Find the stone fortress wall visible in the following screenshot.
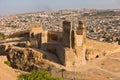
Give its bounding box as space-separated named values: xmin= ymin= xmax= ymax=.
xmin=0 ymin=20 xmax=119 ymax=72
xmin=30 ymin=20 xmax=86 ymax=68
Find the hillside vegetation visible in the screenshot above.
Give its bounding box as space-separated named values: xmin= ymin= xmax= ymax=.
xmin=18 ymin=70 xmax=63 ymax=80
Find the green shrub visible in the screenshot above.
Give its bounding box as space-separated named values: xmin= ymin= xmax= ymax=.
xmin=0 ymin=32 xmax=5 ymax=37
xmin=18 ymin=70 xmax=63 ymax=80
xmin=4 ymin=61 xmax=11 ymax=67
xmin=0 ymin=32 xmax=5 ymax=40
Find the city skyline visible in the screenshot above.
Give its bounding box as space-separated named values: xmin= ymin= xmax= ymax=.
xmin=0 ymin=0 xmax=120 ymax=16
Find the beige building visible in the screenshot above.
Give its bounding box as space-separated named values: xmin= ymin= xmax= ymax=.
xmin=30 ymin=21 xmax=86 ymax=68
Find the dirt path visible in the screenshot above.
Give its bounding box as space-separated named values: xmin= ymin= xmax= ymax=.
xmin=76 ymin=51 xmax=120 ymax=80
xmin=0 ymin=56 xmax=19 ymax=80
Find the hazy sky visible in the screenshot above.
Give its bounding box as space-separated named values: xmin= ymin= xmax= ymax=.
xmin=0 ymin=0 xmax=120 ymax=16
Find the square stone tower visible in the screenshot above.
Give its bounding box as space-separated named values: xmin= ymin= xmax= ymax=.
xmin=30 ymin=23 xmax=43 ymax=49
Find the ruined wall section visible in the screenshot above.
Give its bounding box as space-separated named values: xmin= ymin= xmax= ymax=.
xmin=41 ymin=31 xmax=48 ymax=44
xmin=30 ymin=24 xmax=43 ymax=49
xmin=40 ymin=42 xmax=65 ymax=65
xmin=64 ymin=48 xmax=76 ymax=68
xmin=62 ymin=21 xmax=77 ymax=67
xmin=55 ymin=45 xmax=65 ymax=65
xmin=47 ymin=31 xmax=63 ymax=44
xmin=62 ymin=21 xmax=72 ymax=48
xmin=29 ymin=21 xmax=86 ymax=67
xmin=62 ymin=21 xmax=86 ymax=67
xmin=73 ymin=21 xmax=86 ymax=65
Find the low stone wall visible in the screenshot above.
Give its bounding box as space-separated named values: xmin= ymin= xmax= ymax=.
xmin=49 ymin=67 xmax=106 ymax=80
xmin=85 ymin=49 xmax=106 ymax=60
xmin=6 ymin=47 xmax=44 ymax=71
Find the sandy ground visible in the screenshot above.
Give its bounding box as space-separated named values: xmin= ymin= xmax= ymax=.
xmin=0 ymin=56 xmax=19 ymax=80
xmin=75 ymin=49 xmax=120 ymax=80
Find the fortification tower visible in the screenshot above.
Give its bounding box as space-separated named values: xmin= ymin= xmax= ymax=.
xmin=30 ymin=23 xmax=43 ymax=49
xmin=73 ymin=21 xmax=86 ymax=65
xmin=63 ymin=21 xmax=86 ymax=68
xmin=29 ymin=21 xmax=86 ymax=68
xmin=62 ymin=21 xmax=72 ymax=48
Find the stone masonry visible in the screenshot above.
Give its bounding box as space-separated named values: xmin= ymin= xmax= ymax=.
xmin=30 ymin=21 xmax=86 ymax=68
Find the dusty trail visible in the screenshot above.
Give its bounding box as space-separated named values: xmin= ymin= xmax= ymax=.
xmin=0 ymin=56 xmax=18 ymax=80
